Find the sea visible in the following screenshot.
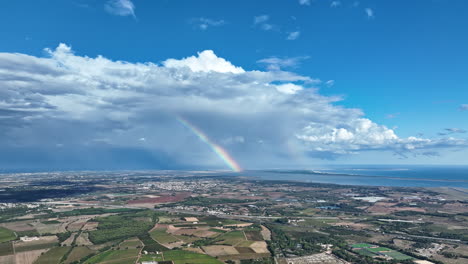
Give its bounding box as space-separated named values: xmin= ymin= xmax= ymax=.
xmin=239 ymin=165 xmax=468 ymax=188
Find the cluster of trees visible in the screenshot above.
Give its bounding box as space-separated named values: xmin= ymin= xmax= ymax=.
xmin=56 ymin=231 xmax=72 ymax=243
xmin=266 ymin=224 xmax=331 ymax=256
xmin=138 ymin=233 xmax=168 ymax=252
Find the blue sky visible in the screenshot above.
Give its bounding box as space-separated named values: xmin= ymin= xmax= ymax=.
xmin=0 ymin=0 xmax=467 ymax=170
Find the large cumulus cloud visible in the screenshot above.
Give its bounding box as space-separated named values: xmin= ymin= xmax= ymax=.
xmin=0 ymin=44 xmax=465 ymax=170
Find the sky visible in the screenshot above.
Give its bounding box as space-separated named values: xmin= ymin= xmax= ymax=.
xmin=0 ymin=0 xmax=467 ymax=171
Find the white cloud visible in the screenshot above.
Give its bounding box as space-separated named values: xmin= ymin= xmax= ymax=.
xmin=331 ymin=1 xmax=341 ymax=7
xmin=105 ymin=0 xmax=136 ymax=18
xmin=299 ymin=0 xmax=311 ymax=6
xmin=163 ymin=50 xmax=244 ymax=74
xmin=276 ymin=83 xmax=303 ymax=94
xmin=253 ymin=15 xmax=275 ymax=31
xmin=0 ymin=44 xmax=465 ymax=168
xmin=257 ymin=56 xmax=309 ymax=71
xmin=365 ymin=8 xmax=374 ymax=18
xmin=192 ymin=17 xmax=225 ymax=30
xmin=325 ymin=80 xmax=335 ymax=87
xmin=460 ymin=104 xmax=468 ymax=111
xmin=287 ymin=31 xmax=301 ymax=40
xmin=254 ymin=15 xmax=269 ymax=24
xmin=386 ymin=113 xmax=400 ymax=119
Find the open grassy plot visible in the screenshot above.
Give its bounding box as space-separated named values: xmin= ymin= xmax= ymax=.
xmin=203 ymin=245 xmax=239 ymax=256
xmin=162 ymin=250 xmax=223 ymax=264
xmin=202 ymin=216 xmax=245 ymax=227
xmin=0 ymin=227 xmax=16 ymax=243
xmin=366 ymin=247 xmax=392 ymax=252
xmin=15 ymin=249 xmax=48 ymax=264
xmin=351 ymin=243 xmax=375 ymax=248
xmin=209 ymin=228 xmax=227 ymax=233
xmin=0 ymin=242 xmax=14 ymax=256
xmin=14 ymin=235 xmax=58 ymax=252
xmin=139 ymin=253 xmax=164 ymax=262
xmin=0 ymin=255 xmax=14 ymax=264
xmin=150 ymin=229 xmax=181 ymax=244
xmin=64 ymin=246 xmax=95 ymax=264
xmin=84 ymin=248 xmax=139 ymax=264
xmin=354 ymin=249 xmax=377 ymax=257
xmin=173 ymin=234 xmax=200 ymax=243
xmin=119 ymin=238 xmax=142 ymax=249
xmin=382 ymin=251 xmax=413 ymax=260
xmin=214 ymin=231 xmax=246 ymax=245
xmin=34 ymin=246 xmax=71 ymax=264
xmin=245 ymin=231 xmax=263 ymax=241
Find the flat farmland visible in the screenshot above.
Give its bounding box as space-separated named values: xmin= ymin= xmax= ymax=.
xmin=245 ymin=231 xmax=263 ymax=241
xmin=0 ymin=254 xmax=15 ymax=264
xmin=75 ymin=232 xmax=93 ymax=246
xmin=0 ymin=227 xmax=16 ymax=243
xmin=150 ymin=228 xmax=181 ymax=244
xmin=128 ymin=192 xmax=191 ymax=205
xmin=119 ymin=238 xmax=142 ymax=249
xmin=214 ymin=231 xmax=246 ymax=245
xmin=14 ymin=249 xmax=47 ymax=264
xmin=202 ymin=245 xmax=239 ymax=256
xmin=14 ymin=235 xmax=58 ymax=253
xmin=64 ymin=246 xmax=95 ymax=264
xmin=84 ymin=248 xmax=139 ymax=264
xmin=0 ymin=221 xmax=35 ymax=232
xmin=34 ymin=247 xmax=71 ymax=264
xmin=162 ymin=250 xmax=222 ymax=264
xmin=0 ymin=242 xmax=14 ymax=256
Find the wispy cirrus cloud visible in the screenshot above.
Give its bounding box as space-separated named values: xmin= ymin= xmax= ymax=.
xmin=257 ymin=56 xmax=309 ymax=71
xmin=386 ymin=113 xmax=400 ymax=119
xmin=298 ymin=0 xmax=311 ymax=6
xmin=325 ymin=80 xmax=335 ymax=87
xmin=365 ymin=8 xmax=374 ymax=18
xmin=460 ymin=104 xmax=468 ymax=111
xmin=253 ymin=15 xmax=276 ymax=31
xmin=331 ymin=1 xmax=341 ymax=7
xmin=287 ymin=31 xmax=301 ymax=40
xmin=105 ymin=0 xmax=136 ymax=18
xmin=191 ymin=17 xmax=225 ymax=30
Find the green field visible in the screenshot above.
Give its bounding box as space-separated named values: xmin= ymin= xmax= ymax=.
xmin=366 ymin=247 xmax=392 ymax=252
xmin=209 ymin=228 xmax=227 ymax=233
xmin=0 ymin=227 xmax=16 ymax=243
xmin=35 ymin=247 xmax=71 ymax=264
xmin=150 ymin=229 xmax=181 ymax=244
xmin=64 ymin=246 xmax=95 ymax=264
xmin=15 ymin=241 xmax=57 ymax=253
xmin=84 ymin=249 xmax=139 ymax=264
xmin=214 ymin=231 xmax=246 ymax=245
xmin=382 ymin=251 xmax=413 ymax=260
xmin=202 ymin=217 xmax=245 ymax=226
xmin=119 ymin=238 xmax=142 ymax=249
xmin=143 ymin=250 xmax=222 ymax=264
xmin=354 ymin=249 xmax=377 ymax=257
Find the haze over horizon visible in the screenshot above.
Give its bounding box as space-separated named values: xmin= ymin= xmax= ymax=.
xmin=1 ymin=0 xmax=468 ymax=171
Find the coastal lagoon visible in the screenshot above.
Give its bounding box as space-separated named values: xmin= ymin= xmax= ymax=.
xmin=239 ymin=166 xmax=468 ymax=188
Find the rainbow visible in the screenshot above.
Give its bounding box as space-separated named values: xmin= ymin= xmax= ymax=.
xmin=176 ymin=116 xmax=243 ymax=172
